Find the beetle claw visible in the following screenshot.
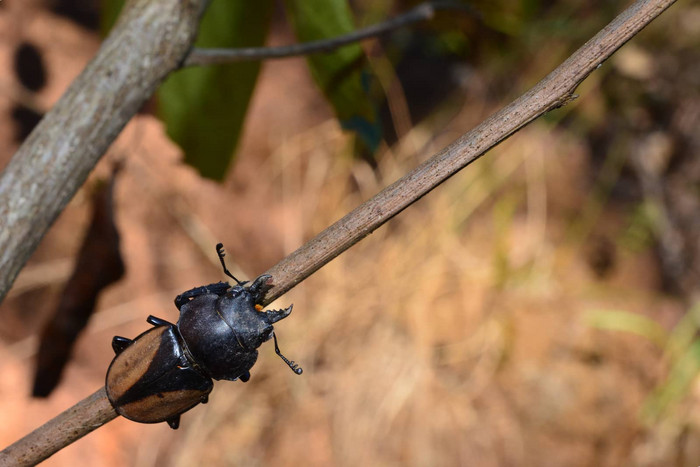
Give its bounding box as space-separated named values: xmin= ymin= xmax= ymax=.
xmin=263 ymin=305 xmax=293 ymax=324
xmin=247 ymin=274 xmax=274 ymax=303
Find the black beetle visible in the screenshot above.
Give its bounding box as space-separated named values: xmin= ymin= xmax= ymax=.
xmin=105 ymin=243 xmax=301 ymax=429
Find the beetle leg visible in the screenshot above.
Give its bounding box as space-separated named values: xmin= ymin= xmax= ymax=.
xmin=215 ymin=243 xmax=244 ymax=285
xmin=146 ymin=315 xmax=172 ymax=327
xmin=166 ymin=416 xmax=180 ymax=430
xmin=239 ymin=371 xmax=251 ymax=383
xmin=201 ymin=394 xmax=209 ymax=404
xmin=174 ymin=281 xmax=231 ymax=310
xmin=273 ymin=333 xmax=303 ymax=375
xmin=111 ymin=336 xmax=133 ymax=355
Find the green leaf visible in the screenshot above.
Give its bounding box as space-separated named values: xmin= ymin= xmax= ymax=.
xmin=99 ymin=0 xmax=125 ymax=37
xmin=158 ymin=1 xmax=273 ymax=180
xmin=643 ymin=340 xmax=700 ymax=421
xmin=584 ymin=309 xmax=668 ymax=348
xmin=284 ymin=0 xmax=380 ymax=152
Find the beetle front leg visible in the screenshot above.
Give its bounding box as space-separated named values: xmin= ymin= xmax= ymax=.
xmin=174 ymin=281 xmax=230 ymax=309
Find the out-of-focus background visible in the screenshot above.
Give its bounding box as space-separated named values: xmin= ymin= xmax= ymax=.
xmin=1 ymin=0 xmax=699 ymax=465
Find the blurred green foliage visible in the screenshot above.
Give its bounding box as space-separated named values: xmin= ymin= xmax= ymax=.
xmin=585 ymin=309 xmax=668 ymax=349
xmin=102 ymin=0 xmax=380 ymax=180
xmin=99 ymin=0 xmax=122 ymax=35
xmin=158 ymin=1 xmax=273 ymax=179
xmin=284 ymin=0 xmax=381 ymax=153
xmin=587 ymin=304 xmax=700 ymax=422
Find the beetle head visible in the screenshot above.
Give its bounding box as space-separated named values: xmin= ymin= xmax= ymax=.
xmin=233 ymin=304 xmax=291 ymax=348
xmin=220 ymin=274 xmax=302 ymax=375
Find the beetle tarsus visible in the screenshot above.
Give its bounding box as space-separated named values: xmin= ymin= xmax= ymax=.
xmin=239 ymin=371 xmax=250 ymax=383
xmin=201 ymin=394 xmax=209 ymax=404
xmin=166 ymin=416 xmax=180 ymax=430
xmin=112 ymin=336 xmax=133 ymax=355
xmin=216 ymin=243 xmax=244 ymax=285
xmin=147 ymin=315 xmax=172 ymax=327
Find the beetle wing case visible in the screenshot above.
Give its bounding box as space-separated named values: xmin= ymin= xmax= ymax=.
xmin=106 ymin=324 xmax=213 ymax=424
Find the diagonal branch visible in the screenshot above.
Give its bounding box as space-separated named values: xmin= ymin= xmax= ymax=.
xmin=0 ymin=0 xmax=678 ymax=465
xmin=0 ymin=388 xmax=116 ymax=467
xmin=184 ymin=2 xmax=476 ymax=66
xmin=259 ymin=0 xmax=678 ymax=305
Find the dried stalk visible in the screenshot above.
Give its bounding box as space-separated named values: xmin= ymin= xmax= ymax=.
xmin=0 ymin=0 xmax=677 ymax=465
xmin=260 ymin=0 xmax=678 ymax=304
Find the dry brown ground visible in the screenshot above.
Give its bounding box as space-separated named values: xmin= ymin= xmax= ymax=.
xmin=1 ymin=2 xmax=699 ymax=466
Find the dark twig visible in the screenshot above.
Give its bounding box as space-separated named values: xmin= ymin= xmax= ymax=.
xmin=0 ymin=0 xmax=677 ymax=464
xmin=183 ymin=2 xmax=475 ymax=67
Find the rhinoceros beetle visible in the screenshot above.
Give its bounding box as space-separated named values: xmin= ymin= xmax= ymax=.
xmin=105 ymin=243 xmax=301 ymax=429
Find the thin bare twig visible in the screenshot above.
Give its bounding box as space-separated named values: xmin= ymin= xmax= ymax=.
xmin=183 ymin=2 xmax=475 ymax=67
xmin=260 ymin=0 xmax=678 ymax=305
xmin=0 ymin=0 xmax=677 ymax=464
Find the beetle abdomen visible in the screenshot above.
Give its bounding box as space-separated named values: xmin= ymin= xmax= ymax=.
xmin=106 ymin=324 xmax=212 ymax=424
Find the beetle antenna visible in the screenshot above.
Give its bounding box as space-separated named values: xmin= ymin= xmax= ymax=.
xmin=216 ymin=243 xmax=243 ymax=285
xmin=273 ymin=333 xmax=303 ymax=375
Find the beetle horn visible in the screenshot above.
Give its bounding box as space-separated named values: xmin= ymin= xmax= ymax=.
xmin=264 ymin=304 xmax=293 ymax=324
xmin=247 ymin=274 xmax=274 ymax=303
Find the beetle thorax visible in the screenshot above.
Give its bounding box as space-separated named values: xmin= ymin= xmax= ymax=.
xmin=177 ymin=292 xmax=260 ymax=382
xmin=217 ymin=293 xmax=274 ymax=350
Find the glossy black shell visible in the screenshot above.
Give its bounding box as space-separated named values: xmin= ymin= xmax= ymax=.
xmin=105 ymin=273 xmax=294 ymax=428
xmin=177 ymin=284 xmax=276 ymax=381
xmin=105 ymin=323 xmax=212 ymax=425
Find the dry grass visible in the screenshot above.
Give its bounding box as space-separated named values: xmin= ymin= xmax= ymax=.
xmin=100 ymin=116 xmax=681 ymax=466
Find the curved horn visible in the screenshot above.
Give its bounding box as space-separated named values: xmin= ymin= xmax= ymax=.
xmin=247 ymin=274 xmax=273 ymax=303
xmin=264 ymin=304 xmax=293 ymax=324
